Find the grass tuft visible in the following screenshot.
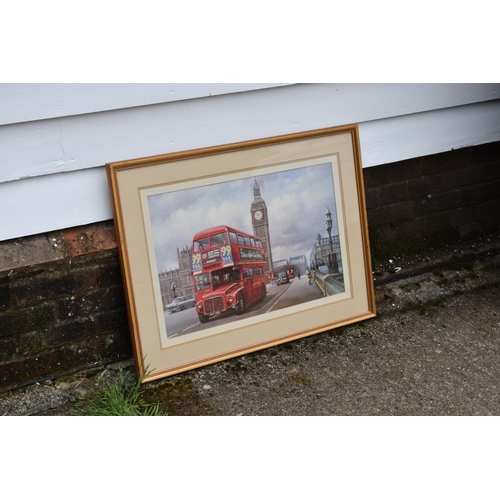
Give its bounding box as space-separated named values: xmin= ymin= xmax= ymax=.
xmin=81 ymin=365 xmax=164 ymax=416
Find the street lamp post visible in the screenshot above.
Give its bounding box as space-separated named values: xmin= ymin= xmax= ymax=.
xmin=314 ymin=240 xmax=319 ymax=271
xmin=325 ymin=207 xmax=334 ymax=274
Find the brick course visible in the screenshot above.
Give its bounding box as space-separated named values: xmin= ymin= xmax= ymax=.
xmin=0 ymin=250 xmax=131 ymax=389
xmin=364 ymin=142 xmax=500 ymax=255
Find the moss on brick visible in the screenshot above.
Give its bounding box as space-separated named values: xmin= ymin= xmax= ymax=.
xmin=368 ymin=224 xmax=471 ymax=265
xmin=1 ymin=303 xmax=57 ymax=339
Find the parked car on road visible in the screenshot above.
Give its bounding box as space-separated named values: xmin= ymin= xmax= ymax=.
xmin=165 ymin=296 xmax=196 ymax=313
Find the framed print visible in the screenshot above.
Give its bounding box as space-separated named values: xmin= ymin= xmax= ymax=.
xmin=106 ymin=125 xmax=376 ymax=383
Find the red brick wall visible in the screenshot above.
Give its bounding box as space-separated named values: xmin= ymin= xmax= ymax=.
xmin=0 ymin=223 xmax=132 ymax=389
xmin=1 ymin=142 xmax=499 ymax=390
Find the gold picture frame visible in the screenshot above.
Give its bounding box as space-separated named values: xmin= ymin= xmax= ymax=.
xmin=106 ymin=125 xmax=375 ymax=383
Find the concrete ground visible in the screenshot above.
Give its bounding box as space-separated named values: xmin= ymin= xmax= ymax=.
xmin=1 ymin=233 xmax=500 ymax=416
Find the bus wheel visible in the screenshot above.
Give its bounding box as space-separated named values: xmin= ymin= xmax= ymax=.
xmin=235 ymin=292 xmax=245 ymax=315
xmin=260 ymin=284 xmax=267 ymax=300
xmin=198 ymin=313 xmax=209 ymax=324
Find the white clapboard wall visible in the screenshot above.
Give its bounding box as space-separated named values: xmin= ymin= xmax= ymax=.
xmin=1 ymin=83 xmax=499 ymax=242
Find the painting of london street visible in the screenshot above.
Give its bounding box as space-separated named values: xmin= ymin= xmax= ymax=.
xmin=148 ymin=162 xmax=345 ymax=339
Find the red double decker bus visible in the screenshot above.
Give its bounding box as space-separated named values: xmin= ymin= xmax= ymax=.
xmin=191 ymin=225 xmax=267 ymax=323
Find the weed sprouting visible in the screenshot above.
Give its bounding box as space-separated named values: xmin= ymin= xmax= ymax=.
xmin=80 ymin=365 xmax=164 ymax=416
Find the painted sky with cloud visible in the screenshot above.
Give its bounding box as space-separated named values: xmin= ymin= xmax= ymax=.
xmin=148 ymin=162 xmax=340 ymax=271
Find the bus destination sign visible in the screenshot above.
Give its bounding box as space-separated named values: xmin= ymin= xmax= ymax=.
xmin=202 ymin=248 xmax=221 ymax=266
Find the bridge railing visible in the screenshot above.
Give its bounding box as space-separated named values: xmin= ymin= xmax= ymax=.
xmin=312 ymin=271 xmax=344 ymax=296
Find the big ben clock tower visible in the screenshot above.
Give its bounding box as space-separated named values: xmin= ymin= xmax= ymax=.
xmin=251 ymin=179 xmax=274 ymax=278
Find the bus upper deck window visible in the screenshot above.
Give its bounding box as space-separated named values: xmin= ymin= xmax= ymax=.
xmin=211 ymin=232 xmax=228 ymax=247
xmin=194 ymin=237 xmax=209 ymax=251
xmin=229 ymin=232 xmax=238 ymax=244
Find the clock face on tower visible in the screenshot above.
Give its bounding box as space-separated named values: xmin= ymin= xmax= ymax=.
xmin=254 ymin=210 xmax=263 ymax=221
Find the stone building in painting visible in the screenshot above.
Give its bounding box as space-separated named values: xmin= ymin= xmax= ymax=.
xmin=158 ymin=245 xmax=194 ymax=308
